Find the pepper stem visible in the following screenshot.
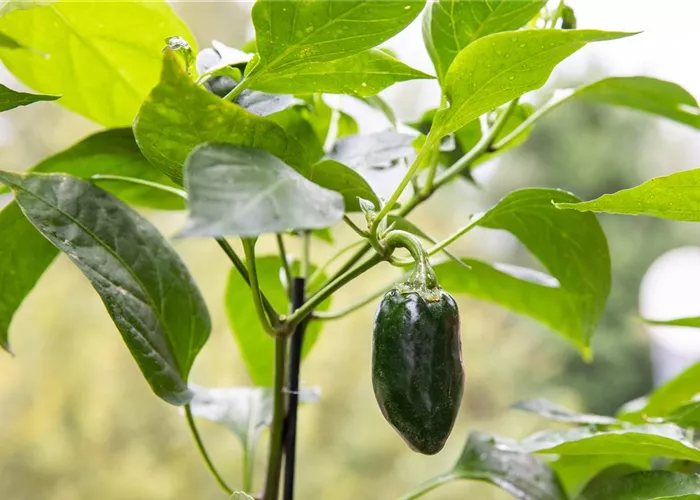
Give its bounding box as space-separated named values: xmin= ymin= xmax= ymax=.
xmin=382 ymin=230 xmax=439 ymax=297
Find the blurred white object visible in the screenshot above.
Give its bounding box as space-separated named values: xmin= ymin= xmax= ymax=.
xmin=640 ymin=246 xmax=700 ymax=385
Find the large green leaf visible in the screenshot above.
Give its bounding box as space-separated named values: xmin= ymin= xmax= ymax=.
xmin=557 ymin=169 xmax=700 ymax=221
xmin=0 ymin=202 xmax=57 ymax=352
xmin=0 ymin=171 xmax=211 ymax=405
xmin=133 ymin=50 xmax=308 ymax=185
xmin=512 ymin=399 xmax=619 ymax=425
xmin=578 ymin=471 xmax=700 ymax=500
xmin=619 ymin=361 xmax=700 ymax=423
xmin=521 ymin=424 xmax=700 ymax=462
xmin=180 ymin=144 xmax=344 ymax=237
xmin=0 ymin=83 xmax=58 ymax=112
xmin=249 ymin=0 xmax=425 ymax=83
xmin=422 ymin=0 xmax=546 ymax=84
xmin=666 ymin=401 xmax=700 ymax=429
xmin=430 ymin=29 xmax=635 ymax=139
xmin=249 ymin=49 xmax=433 ymax=96
xmin=306 ymin=159 xmax=380 ymax=212
xmin=409 ymin=432 xmax=565 ymax=500
xmin=433 ymin=188 xmax=610 ymax=352
xmin=0 ymin=0 xmax=195 ymax=127
xmin=552 ymin=455 xmax=650 ymax=499
xmin=18 ymin=128 xmax=183 ymax=210
xmin=225 ymin=257 xmax=331 ymax=386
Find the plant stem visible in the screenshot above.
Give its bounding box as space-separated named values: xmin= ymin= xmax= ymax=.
xmin=184 ymin=405 xmax=234 ymax=495
xmin=492 ymin=92 xmax=569 ymax=151
xmin=433 ymin=99 xmax=519 ymax=190
xmin=223 ymin=77 xmax=250 ymax=101
xmin=312 ymin=283 xmax=394 ymax=320
xmin=263 ymin=337 xmax=288 ymax=500
xmin=243 ymin=238 xmax=280 ymax=335
xmin=242 ymin=449 xmax=252 ymax=493
xmin=216 ymin=237 xmax=280 ymax=323
xmin=286 ymin=254 xmax=382 ymax=330
xmin=307 ymin=240 xmax=365 ymax=289
xmin=302 ymin=231 xmax=311 ymax=282
xmin=400 ymin=474 xmax=456 ymax=500
xmin=371 ymin=145 xmax=432 ymax=235
xmin=425 ymin=218 xmax=480 ymax=257
xmin=277 ymin=234 xmax=293 ymax=298
xmin=343 ymin=214 xmax=368 ymax=237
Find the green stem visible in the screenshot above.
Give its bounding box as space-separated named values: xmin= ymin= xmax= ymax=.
xmin=400 ymin=473 xmax=456 ymax=500
xmin=382 ymin=230 xmax=437 ymax=289
xmin=343 ymin=214 xmax=369 ymax=237
xmin=89 ymin=174 xmax=187 ymax=199
xmin=312 ymin=283 xmax=394 ymax=320
xmin=421 ymin=94 xmax=448 ymax=197
xmin=263 ymin=337 xmax=288 ymax=500
xmin=223 ymin=77 xmax=251 ymax=101
xmin=425 ymin=218 xmax=480 ymax=257
xmin=308 ymin=240 xmax=365 ymax=289
xmin=433 ymin=99 xmax=519 ymax=190
xmin=184 ymin=405 xmax=234 ymax=495
xmin=242 ymin=238 xmax=280 ymax=335
xmin=216 ymin=238 xmax=280 ymax=323
xmin=492 ymin=93 xmax=568 ymax=151
xmin=276 ymin=234 xmax=293 ymax=298
xmin=371 ymin=144 xmax=433 ymax=234
xmin=242 ymin=449 xmax=252 ymax=494
xmin=302 ymin=230 xmax=311 ymax=282
xmin=286 ymin=254 xmax=383 ymax=330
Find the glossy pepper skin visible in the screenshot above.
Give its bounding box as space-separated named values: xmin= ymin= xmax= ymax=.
xmin=372 ymin=287 xmax=464 ymax=455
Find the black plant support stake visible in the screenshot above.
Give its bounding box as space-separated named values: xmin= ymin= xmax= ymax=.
xmin=283 ymin=277 xmax=307 ymax=500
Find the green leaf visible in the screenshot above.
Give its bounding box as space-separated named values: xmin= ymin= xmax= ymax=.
xmin=645 ymin=316 xmax=700 ymax=328
xmin=307 ymin=159 xmax=380 ymax=212
xmin=8 ymin=128 xmax=184 ymax=210
xmin=557 ymin=169 xmax=700 ymax=221
xmin=431 ymin=29 xmax=635 ymax=139
xmin=328 ymin=131 xmax=416 ymax=169
xmin=180 ymin=144 xmax=344 ymax=238
xmin=512 ymin=399 xmax=619 ymax=425
xmin=312 ymin=227 xmax=334 ymax=244
xmin=249 ymin=0 xmax=425 ymax=81
xmin=133 ymin=50 xmax=308 ymax=185
xmin=0 ymin=202 xmax=58 ymax=352
xmin=552 ymin=455 xmax=650 ymax=499
xmin=0 ymin=0 xmax=196 ymax=127
xmin=249 ymin=49 xmax=433 ymax=96
xmin=0 ymin=83 xmax=58 ymax=112
xmin=225 ymin=257 xmax=331 ymax=386
xmin=422 ymin=0 xmax=546 ymax=84
xmin=267 ymin=106 xmax=325 ymax=162
xmin=300 ymin=95 xmax=333 ymax=146
xmin=666 ymin=401 xmax=700 ymax=428
xmin=433 ymin=188 xmax=610 ymax=352
xmin=578 ymin=471 xmax=700 ymax=500
xmin=0 ymin=171 xmax=211 ymax=405
xmin=521 ymin=424 xmax=700 ymax=462
xmin=619 ymin=361 xmax=700 ymax=423
xmin=447 ymin=431 xmax=567 ymax=500
xmin=337 ymin=111 xmax=359 ymax=138
xmin=555 ymin=77 xmax=700 ymax=129
xmin=189 ymin=385 xmax=319 ymax=473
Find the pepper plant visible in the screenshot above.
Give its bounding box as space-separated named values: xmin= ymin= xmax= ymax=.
xmin=3 ymin=1 xmax=700 ymax=499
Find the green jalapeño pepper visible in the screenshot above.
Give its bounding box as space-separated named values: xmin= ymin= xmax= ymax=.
xmin=372 ymin=231 xmax=464 ymax=455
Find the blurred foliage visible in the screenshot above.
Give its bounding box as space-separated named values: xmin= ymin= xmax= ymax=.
xmin=1 ymin=6 xmax=699 ymax=500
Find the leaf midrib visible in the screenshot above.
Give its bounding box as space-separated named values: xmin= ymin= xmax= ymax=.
xmin=12 ymin=179 xmax=185 ymax=375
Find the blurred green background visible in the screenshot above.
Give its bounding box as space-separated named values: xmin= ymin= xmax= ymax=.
xmin=2 ymin=2 xmax=700 ymax=499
